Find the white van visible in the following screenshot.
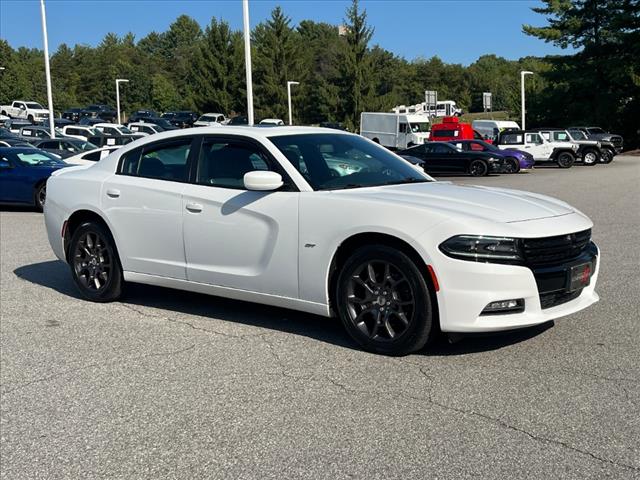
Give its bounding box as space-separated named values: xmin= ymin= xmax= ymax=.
xmin=472 ymin=120 xmax=520 ymax=142
xmin=360 ymin=113 xmax=430 ymax=149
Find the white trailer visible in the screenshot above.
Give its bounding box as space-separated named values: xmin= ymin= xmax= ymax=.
xmin=360 ymin=113 xmax=430 ymax=150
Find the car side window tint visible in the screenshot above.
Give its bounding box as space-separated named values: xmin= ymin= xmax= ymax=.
xmin=84 ymin=151 xmax=102 ymax=161
xmin=119 ymin=140 xmax=191 ymax=182
xmin=196 ymin=139 xmax=272 ymax=189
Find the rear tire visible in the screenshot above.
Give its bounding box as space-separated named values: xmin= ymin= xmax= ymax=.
xmin=335 ymin=246 xmax=434 ymax=356
xmin=505 ymin=157 xmax=521 ymax=174
xmin=68 ymin=221 xmax=123 ymax=302
xmin=469 ymin=159 xmax=489 ymax=177
xmin=556 ymin=152 xmax=575 ymax=168
xmin=582 ymin=149 xmax=599 ymax=166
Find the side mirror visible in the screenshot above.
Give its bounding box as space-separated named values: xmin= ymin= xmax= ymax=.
xmin=244 ymin=171 xmax=283 ymax=191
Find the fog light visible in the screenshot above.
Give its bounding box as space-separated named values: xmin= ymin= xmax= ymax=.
xmin=481 ymin=299 xmax=525 ymax=315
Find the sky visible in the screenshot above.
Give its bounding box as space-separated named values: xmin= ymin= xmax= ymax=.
xmin=0 ymin=0 xmax=571 ymax=65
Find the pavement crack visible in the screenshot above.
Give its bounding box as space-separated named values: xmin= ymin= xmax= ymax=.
xmin=1 ymin=343 xmax=199 ymax=396
xmin=118 ymin=303 xmax=263 ymax=340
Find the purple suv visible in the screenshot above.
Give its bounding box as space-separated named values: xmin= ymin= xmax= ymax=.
xmin=449 ymin=139 xmax=534 ymax=173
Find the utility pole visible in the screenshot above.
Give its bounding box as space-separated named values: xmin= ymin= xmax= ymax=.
xmin=242 ymin=0 xmax=254 ymax=125
xmin=520 ymin=71 xmax=534 ymax=130
xmin=40 ymin=0 xmax=55 ymax=137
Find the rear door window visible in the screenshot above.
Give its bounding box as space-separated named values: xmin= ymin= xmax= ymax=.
xmin=119 ymin=138 xmax=194 ymax=182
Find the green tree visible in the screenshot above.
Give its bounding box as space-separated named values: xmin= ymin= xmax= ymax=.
xmin=338 ymin=0 xmax=374 ymax=126
xmin=523 ymin=0 xmax=640 ymax=145
xmin=253 ymin=7 xmax=303 ymax=121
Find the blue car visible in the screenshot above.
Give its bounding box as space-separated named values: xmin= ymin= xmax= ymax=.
xmin=0 ymin=147 xmax=69 ymax=211
xmin=448 ymin=139 xmax=535 ymax=173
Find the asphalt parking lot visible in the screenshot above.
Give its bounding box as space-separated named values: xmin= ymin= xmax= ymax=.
xmin=1 ymin=157 xmax=639 ymax=479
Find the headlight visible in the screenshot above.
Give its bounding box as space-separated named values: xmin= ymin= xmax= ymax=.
xmin=439 ymin=235 xmax=522 ymax=263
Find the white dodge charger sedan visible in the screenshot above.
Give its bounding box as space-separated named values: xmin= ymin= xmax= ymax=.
xmin=44 ymin=127 xmax=599 ymax=355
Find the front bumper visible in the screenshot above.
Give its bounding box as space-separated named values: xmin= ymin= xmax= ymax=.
xmin=431 ymin=243 xmax=600 ymax=333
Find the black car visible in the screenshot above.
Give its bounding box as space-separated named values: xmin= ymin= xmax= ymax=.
xmin=227 ymin=116 xmax=248 ymax=126
xmin=0 ymin=138 xmax=36 ymax=148
xmin=162 ymin=111 xmax=198 ymax=128
xmin=62 ymin=107 xmax=83 ymax=123
xmin=42 ymin=118 xmax=75 ymax=128
xmin=32 ymin=138 xmax=99 ymax=159
xmin=129 ymin=110 xmax=158 ymax=122
xmin=138 ymin=116 xmax=178 ymax=130
xmin=78 ymin=117 xmax=104 ymax=126
xmin=398 ymin=142 xmax=504 ymax=177
xmin=81 ymin=104 xmax=117 ymax=122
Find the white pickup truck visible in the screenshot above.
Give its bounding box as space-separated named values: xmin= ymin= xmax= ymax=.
xmin=0 ymin=100 xmax=49 ymax=123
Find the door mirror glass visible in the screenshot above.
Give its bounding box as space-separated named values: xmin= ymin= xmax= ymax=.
xmin=244 ymin=171 xmax=283 ymax=191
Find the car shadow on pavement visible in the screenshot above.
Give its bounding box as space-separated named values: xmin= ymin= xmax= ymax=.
xmin=14 ymin=260 xmax=555 ymax=356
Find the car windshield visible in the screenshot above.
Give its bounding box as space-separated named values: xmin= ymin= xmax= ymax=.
xmin=269 ymin=133 xmax=431 ymax=191
xmin=70 ymin=140 xmax=99 ymax=151
xmin=115 ymin=126 xmax=133 ymax=134
xmin=5 ymin=150 xmax=64 ymax=166
xmin=470 ymin=140 xmax=498 ymax=152
xmin=0 ymin=127 xmax=18 ymax=138
xmin=162 ymin=113 xmax=175 ymax=119
xmin=587 ymin=127 xmax=605 ymax=134
xmin=198 ymin=115 xmax=217 ymax=122
xmin=569 ymin=130 xmax=587 ymax=140
xmin=25 ymin=103 xmax=45 ymax=109
xmin=410 ymin=122 xmax=429 ymax=133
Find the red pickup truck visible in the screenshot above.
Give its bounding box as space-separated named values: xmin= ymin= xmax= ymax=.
xmin=429 ymin=116 xmax=487 ymax=142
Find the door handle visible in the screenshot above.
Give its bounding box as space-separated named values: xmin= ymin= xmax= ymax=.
xmin=106 ymin=189 xmax=120 ymax=198
xmin=185 ymin=202 xmax=203 ymax=213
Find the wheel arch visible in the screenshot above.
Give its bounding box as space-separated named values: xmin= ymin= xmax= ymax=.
xmin=64 ymin=209 xmax=120 ymax=263
xmin=327 ymin=232 xmax=440 ymax=324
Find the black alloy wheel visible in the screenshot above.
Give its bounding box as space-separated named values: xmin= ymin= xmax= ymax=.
xmin=582 ymin=149 xmax=599 ymax=166
xmin=505 ymin=157 xmax=521 ymax=174
xmin=469 ymin=159 xmax=489 ymax=177
xmin=34 ymin=183 xmax=46 ymax=211
xmin=69 ymin=222 xmax=123 ymax=302
xmin=336 ymin=246 xmax=433 ymax=355
xmin=600 ymin=149 xmax=614 ymax=164
xmin=556 ymin=152 xmax=575 ymax=168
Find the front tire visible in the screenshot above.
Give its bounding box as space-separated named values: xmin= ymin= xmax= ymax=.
xmin=556 ymin=152 xmax=575 ymax=168
xmin=469 ymin=159 xmax=489 ymax=177
xmin=505 ymin=157 xmax=521 ymax=174
xmin=582 ymin=149 xmax=599 ymax=166
xmin=27 ymin=115 xmax=34 ymax=124
xmin=34 ymin=183 xmax=46 ymax=211
xmin=68 ymin=222 xmax=123 ymax=302
xmin=600 ymin=148 xmax=614 ymax=164
xmin=335 ymin=246 xmax=434 ymax=356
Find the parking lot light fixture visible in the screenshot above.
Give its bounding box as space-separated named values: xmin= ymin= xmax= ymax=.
xmin=40 ymin=0 xmax=55 ymax=138
xmin=520 ymin=70 xmax=534 ymax=130
xmin=115 ymin=79 xmax=129 ymax=124
xmin=287 ymin=81 xmax=300 ymax=126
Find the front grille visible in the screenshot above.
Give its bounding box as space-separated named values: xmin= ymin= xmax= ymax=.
xmin=521 ymin=229 xmax=591 ymax=266
xmin=611 ymin=136 xmax=623 ymax=147
xmin=539 ymin=289 xmax=582 ymax=309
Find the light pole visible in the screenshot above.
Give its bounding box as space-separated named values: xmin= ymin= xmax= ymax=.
xmin=520 ymin=70 xmax=534 ymax=130
xmin=287 ymin=81 xmax=299 ymax=125
xmin=115 ymin=79 xmax=129 ymax=124
xmin=40 ymin=0 xmax=55 ymax=137
xmin=242 ymin=0 xmax=254 ymax=125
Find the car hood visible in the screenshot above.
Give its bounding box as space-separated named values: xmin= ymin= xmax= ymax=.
xmin=333 ymin=182 xmax=575 ymax=223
